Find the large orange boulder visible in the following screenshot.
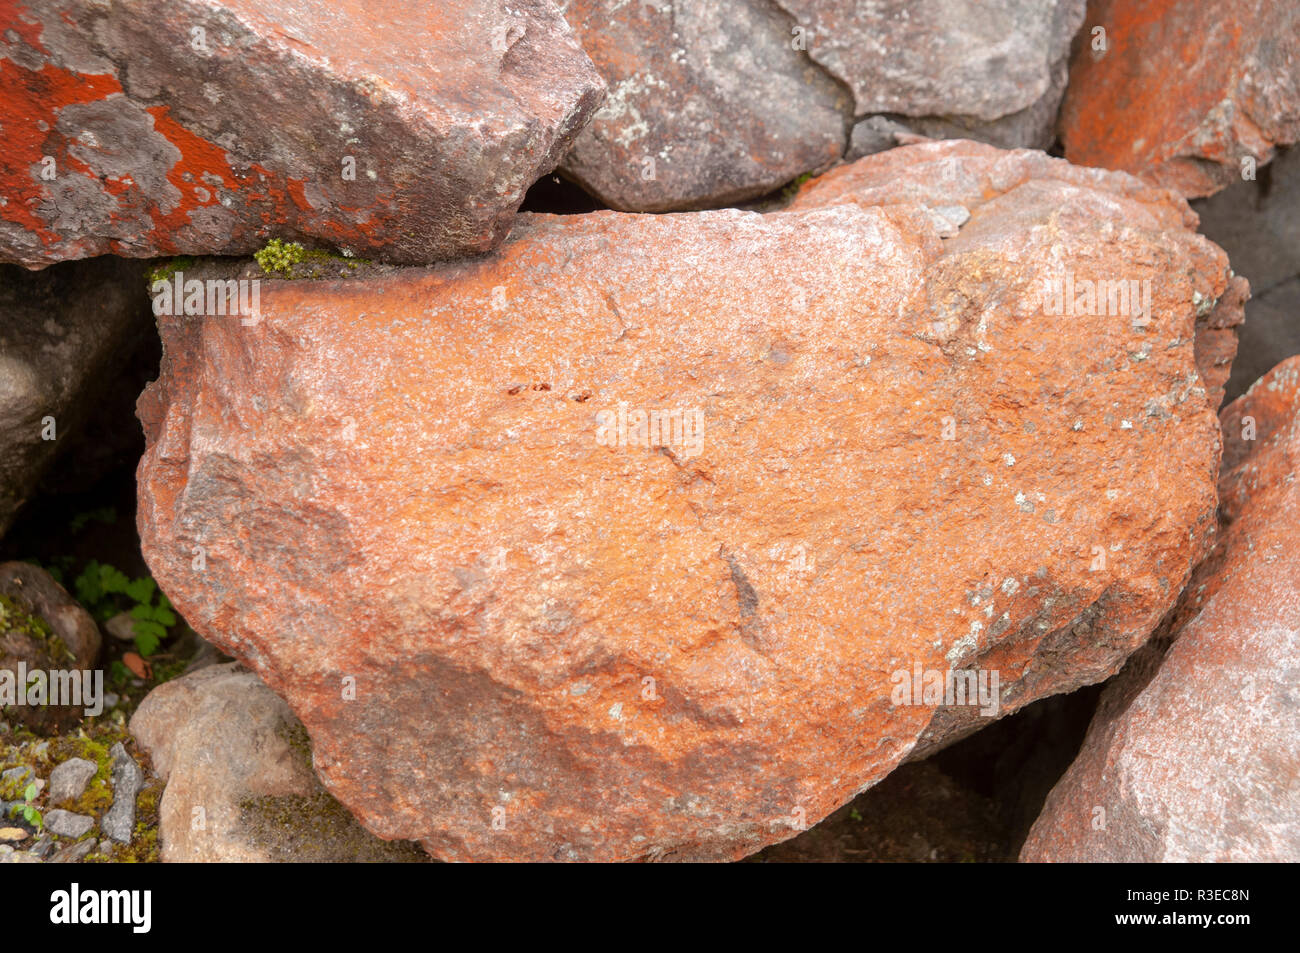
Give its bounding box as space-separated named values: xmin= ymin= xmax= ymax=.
xmin=137 ymin=141 xmax=1240 ymax=861
xmin=1060 ymin=0 xmax=1300 ymax=198
xmin=1021 ymin=356 xmax=1300 ymax=862
xmin=0 ymin=0 xmax=604 ymax=268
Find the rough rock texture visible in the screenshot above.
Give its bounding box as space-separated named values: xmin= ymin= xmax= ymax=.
xmin=779 ymin=0 xmax=1085 ymax=155
xmin=1022 ymin=356 xmax=1300 ymax=862
xmin=43 ymin=808 xmax=93 ymax=838
xmin=1060 ymin=0 xmax=1300 ymax=198
xmin=47 ymin=756 xmax=95 ymax=804
xmin=100 ymin=741 xmax=141 ymax=843
xmin=0 ymin=0 xmax=605 ymax=268
xmin=0 ymin=256 xmax=151 ymax=535
xmin=557 ymin=0 xmax=847 ymax=211
xmin=138 ymin=140 xmax=1240 ymax=862
xmin=0 ymin=561 xmax=100 ymax=733
xmin=130 ymin=663 xmax=427 ymax=862
xmin=1193 ymin=146 xmax=1300 ymax=402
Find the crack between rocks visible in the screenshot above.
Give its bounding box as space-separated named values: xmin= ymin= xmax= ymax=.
xmin=762 ymin=0 xmax=858 ymax=161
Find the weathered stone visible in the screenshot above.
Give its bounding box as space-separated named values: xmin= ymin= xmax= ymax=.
xmin=1022 ymin=356 xmax=1300 ymax=862
xmin=0 ymin=0 xmax=605 ymax=268
xmin=557 ymin=0 xmax=846 ymax=211
xmin=0 ymin=562 xmax=101 ymax=734
xmin=49 ymin=837 xmax=95 ymax=862
xmin=47 ymin=757 xmax=96 ymax=804
xmin=1060 ymin=0 xmax=1300 ymax=198
xmin=138 ymin=140 xmax=1238 ymax=862
xmin=43 ymin=808 xmax=93 ymax=838
xmin=1193 ymin=145 xmax=1300 ymax=402
xmin=0 ymin=257 xmax=152 ymax=536
xmin=778 ymin=0 xmax=1085 ymax=153
xmin=100 ymin=741 xmax=141 ymax=843
xmin=130 ymin=662 xmax=427 ymax=862
xmin=788 ymin=140 xmax=1245 ymax=416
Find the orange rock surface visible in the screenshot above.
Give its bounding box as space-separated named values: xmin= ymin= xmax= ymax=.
xmin=1022 ymin=356 xmax=1300 ymax=861
xmin=1060 ymin=0 xmax=1300 ymax=198
xmin=137 ymin=141 xmax=1239 ymax=861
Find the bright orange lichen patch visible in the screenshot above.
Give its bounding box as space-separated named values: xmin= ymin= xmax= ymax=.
xmin=1061 ymin=0 xmax=1297 ymax=197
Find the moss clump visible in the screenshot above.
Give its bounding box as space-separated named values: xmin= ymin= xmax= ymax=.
xmin=238 ymin=791 xmax=428 ymax=862
xmin=0 ymin=593 xmax=53 ymax=641
xmin=779 ymin=170 xmax=815 ymax=202
xmin=145 ymin=256 xmax=195 ymax=288
xmin=276 ymin=721 xmax=313 ymax=768
xmin=0 ymin=593 xmax=73 ymax=667
xmin=254 ymin=238 xmax=369 ymax=279
xmin=48 ymin=730 xmax=116 ymax=816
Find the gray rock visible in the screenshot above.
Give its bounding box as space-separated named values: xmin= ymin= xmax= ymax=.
xmin=847 ymin=116 xmax=913 ymax=160
xmin=784 ymin=0 xmax=1085 ymax=153
xmin=105 ymin=612 xmax=139 ymax=644
xmin=43 ymin=809 xmax=94 ymax=839
xmin=50 ymin=838 xmax=96 ymax=863
xmin=0 ymin=766 xmax=33 ymax=793
xmin=48 ymin=758 xmax=97 ymax=805
xmin=100 ymin=743 xmax=142 ymax=844
xmin=559 ymin=0 xmax=848 ymax=211
xmin=0 ymin=844 xmax=42 ymax=863
xmin=131 ymin=663 xmax=428 ymax=862
xmin=0 ymin=257 xmax=153 ymax=537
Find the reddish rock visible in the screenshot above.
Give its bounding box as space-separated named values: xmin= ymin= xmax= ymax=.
xmin=1060 ymin=0 xmax=1300 ymax=198
xmin=1022 ymin=356 xmax=1300 ymax=862
xmin=778 ymin=0 xmax=1085 ymax=154
xmin=0 ymin=0 xmax=604 ymax=268
xmin=558 ymin=0 xmax=847 ymax=211
xmin=138 ymin=141 xmax=1238 ymax=861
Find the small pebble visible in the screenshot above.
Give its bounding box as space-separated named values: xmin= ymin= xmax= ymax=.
xmin=48 ymin=757 xmax=97 ymax=804
xmin=44 ymin=809 xmax=95 ymax=839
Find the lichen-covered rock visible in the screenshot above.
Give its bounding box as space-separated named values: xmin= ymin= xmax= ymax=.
xmin=137 ymin=141 xmax=1239 ymax=862
xmin=1060 ymin=0 xmax=1300 ymax=198
xmin=0 ymin=256 xmax=151 ymax=535
xmin=557 ymin=0 xmax=847 ymax=211
xmin=0 ymin=0 xmax=605 ymax=268
xmin=1022 ymin=356 xmax=1300 ymax=862
xmin=130 ymin=663 xmax=427 ymax=862
xmin=779 ymin=0 xmax=1085 ymax=155
xmin=0 ymin=562 xmax=101 ymax=734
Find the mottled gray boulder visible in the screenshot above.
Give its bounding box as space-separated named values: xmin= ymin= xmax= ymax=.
xmin=130 ymin=663 xmax=428 ymax=862
xmin=1 ymin=0 xmax=604 ymax=267
xmin=559 ymin=0 xmax=848 ymax=210
xmin=780 ymin=0 xmax=1086 ymax=155
xmin=0 ymin=257 xmax=151 ymax=536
